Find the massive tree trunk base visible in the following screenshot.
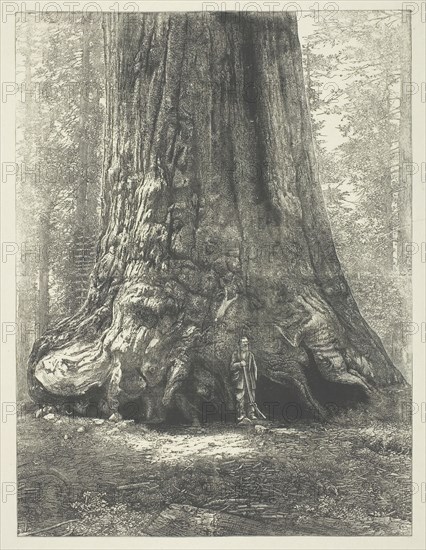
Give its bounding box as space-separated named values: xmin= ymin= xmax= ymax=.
xmin=27 ymin=273 xmax=406 ymax=424
xmin=27 ymin=12 xmax=407 ymax=424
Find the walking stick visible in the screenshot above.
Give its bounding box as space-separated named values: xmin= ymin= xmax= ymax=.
xmin=241 ymin=362 xmax=266 ymax=420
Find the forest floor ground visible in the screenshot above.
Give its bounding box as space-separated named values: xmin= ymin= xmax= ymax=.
xmin=17 ymin=394 xmax=412 ymax=537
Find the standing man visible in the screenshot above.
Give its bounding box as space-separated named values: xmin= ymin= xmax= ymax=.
xmin=230 ymin=336 xmax=262 ymax=423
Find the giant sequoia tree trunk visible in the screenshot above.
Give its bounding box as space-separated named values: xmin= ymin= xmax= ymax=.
xmin=28 ymin=12 xmax=406 ymax=423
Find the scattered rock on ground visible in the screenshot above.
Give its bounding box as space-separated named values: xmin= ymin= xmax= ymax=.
xmin=108 ymin=427 xmax=120 ymax=435
xmin=77 ymin=426 xmax=85 ymax=433
xmin=43 ymin=413 xmax=55 ymax=421
xmin=238 ymin=418 xmax=252 ymax=426
xmin=270 ymin=428 xmax=294 ymax=435
xmin=255 ymin=425 xmax=268 ymax=433
xmin=115 ymin=420 xmax=135 ymax=429
xmin=94 ymin=419 xmax=105 ymax=425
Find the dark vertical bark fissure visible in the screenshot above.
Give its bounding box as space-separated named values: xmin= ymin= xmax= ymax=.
xmin=147 ymin=17 xmax=172 ymax=177
xmin=241 ymin=19 xmax=281 ymax=226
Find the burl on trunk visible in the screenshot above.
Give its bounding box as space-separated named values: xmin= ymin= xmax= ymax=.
xmin=28 ymin=12 xmax=406 ymax=423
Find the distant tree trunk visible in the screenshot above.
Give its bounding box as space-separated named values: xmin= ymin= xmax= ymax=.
xmin=38 ymin=208 xmax=50 ymax=335
xmin=17 ymin=20 xmax=36 ymax=401
xmin=384 ymin=81 xmax=395 ymax=272
xmin=69 ymin=17 xmax=93 ymax=310
xmin=397 ymin=12 xmax=412 ymax=377
xmin=304 ymin=43 xmax=312 ymax=110
xmin=398 ymin=14 xmax=412 ymax=273
xmin=28 ymin=13 xmax=406 ymax=422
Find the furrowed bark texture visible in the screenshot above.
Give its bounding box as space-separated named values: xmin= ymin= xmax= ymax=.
xmin=28 ymin=13 xmax=406 ymax=423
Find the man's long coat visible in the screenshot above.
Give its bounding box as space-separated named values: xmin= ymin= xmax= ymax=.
xmin=230 ymin=350 xmax=257 ymax=394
